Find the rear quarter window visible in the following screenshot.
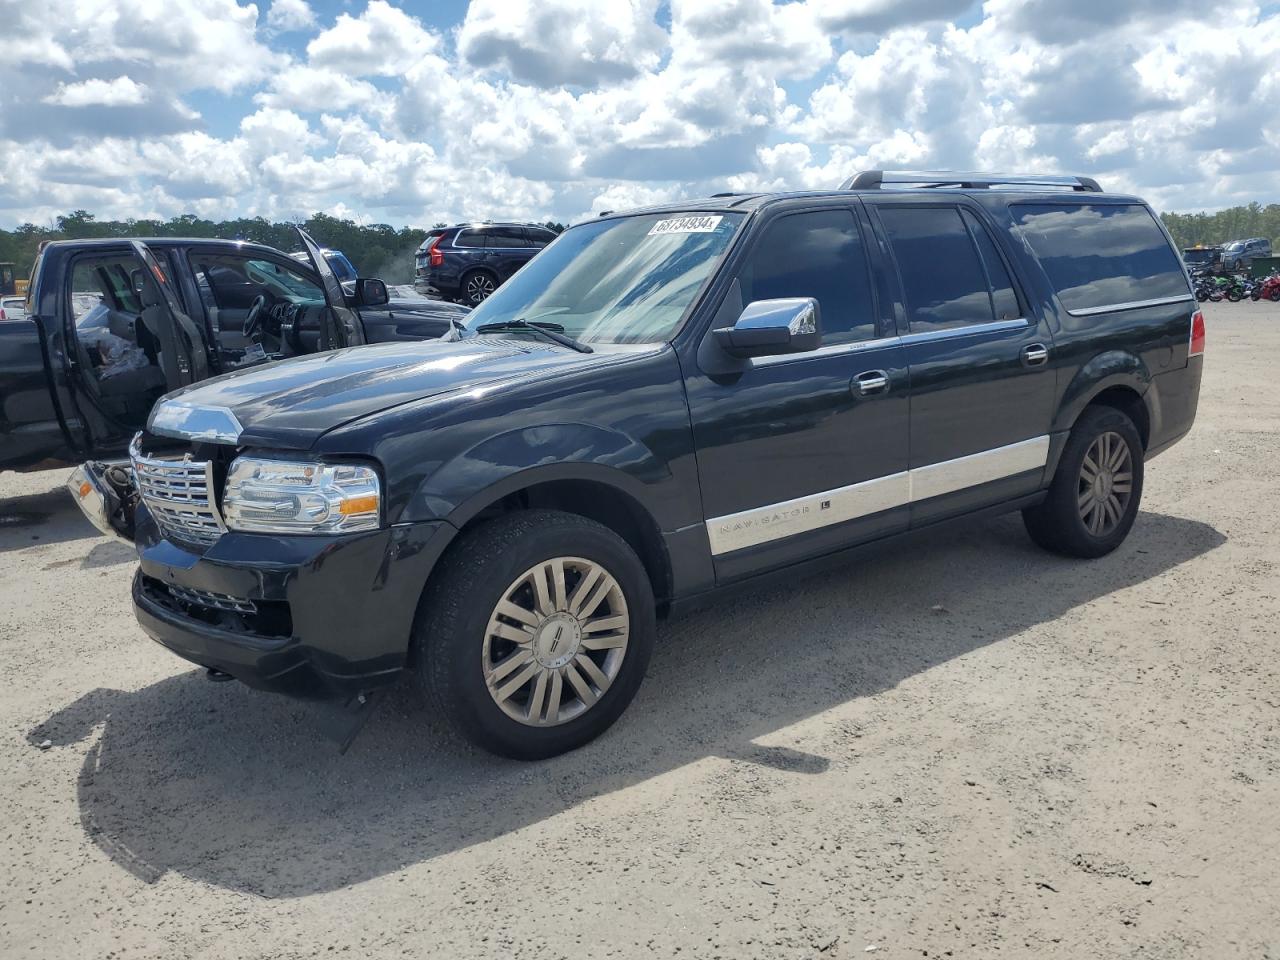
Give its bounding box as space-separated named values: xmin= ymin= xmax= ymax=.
xmin=1012 ymin=203 xmax=1188 ymax=314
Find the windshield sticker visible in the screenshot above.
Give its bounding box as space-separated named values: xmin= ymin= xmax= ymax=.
xmin=647 ymin=216 xmax=723 ymax=236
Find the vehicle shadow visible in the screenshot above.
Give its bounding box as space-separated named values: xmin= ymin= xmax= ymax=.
xmin=0 ymin=476 xmax=108 ymax=553
xmin=30 ymin=510 xmax=1224 ymax=899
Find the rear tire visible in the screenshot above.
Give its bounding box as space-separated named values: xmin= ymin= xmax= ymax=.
xmin=1023 ymin=406 xmax=1144 ymax=558
xmin=461 ymin=269 xmax=497 ymax=306
xmin=414 ymin=509 xmax=656 ymax=760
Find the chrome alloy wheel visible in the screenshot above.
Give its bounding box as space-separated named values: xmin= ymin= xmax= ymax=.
xmin=482 ymin=557 xmax=630 ymax=726
xmin=466 ymin=273 xmax=495 ymax=303
xmin=1078 ymin=431 xmax=1134 ymax=536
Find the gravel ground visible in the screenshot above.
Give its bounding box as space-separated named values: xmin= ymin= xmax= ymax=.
xmin=1 ymin=301 xmax=1277 ymax=960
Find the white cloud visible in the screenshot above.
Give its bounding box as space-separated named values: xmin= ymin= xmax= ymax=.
xmin=459 ymin=0 xmax=667 ymax=87
xmin=266 ymin=0 xmax=317 ymax=33
xmin=307 ymin=0 xmax=440 ymax=76
xmin=43 ymin=77 xmax=149 ymax=107
xmin=0 ymin=0 xmax=1278 ymax=230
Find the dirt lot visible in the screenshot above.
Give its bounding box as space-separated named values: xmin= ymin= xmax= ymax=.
xmin=1 ymin=301 xmax=1277 ymax=960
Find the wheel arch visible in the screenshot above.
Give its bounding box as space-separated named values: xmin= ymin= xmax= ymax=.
xmin=407 ymin=457 xmax=676 ymax=625
xmin=1046 ymin=352 xmax=1154 ymax=478
xmin=1053 ymin=351 xmax=1153 ymax=440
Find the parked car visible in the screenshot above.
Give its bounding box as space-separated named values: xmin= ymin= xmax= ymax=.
xmin=1222 ymin=237 xmax=1272 ymax=271
xmin=1 ymin=228 xmax=470 ymax=472
xmin=414 ymin=222 xmax=559 ymax=304
xmin=72 ymin=171 xmax=1202 ymax=760
xmin=0 ymin=295 xmax=24 ymax=320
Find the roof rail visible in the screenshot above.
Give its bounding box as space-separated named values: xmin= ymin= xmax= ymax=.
xmin=842 ymin=170 xmax=1103 ymax=193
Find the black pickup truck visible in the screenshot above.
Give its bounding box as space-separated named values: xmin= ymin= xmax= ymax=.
xmin=73 ymin=172 xmax=1202 ymax=760
xmin=1 ymin=230 xmax=468 ymax=471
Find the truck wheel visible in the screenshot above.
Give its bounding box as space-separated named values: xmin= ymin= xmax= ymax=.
xmin=414 ymin=509 xmax=656 ymax=760
xmin=1022 ymin=406 xmax=1145 ymax=558
xmin=461 ymin=270 xmax=497 ymax=306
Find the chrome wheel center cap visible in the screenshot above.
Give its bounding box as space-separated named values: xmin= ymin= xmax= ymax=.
xmin=532 ymin=613 xmax=582 ymax=669
xmin=1094 ymin=472 xmax=1113 ymax=499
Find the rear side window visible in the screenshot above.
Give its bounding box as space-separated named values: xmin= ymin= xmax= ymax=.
xmin=878 ymin=206 xmax=998 ymax=333
xmin=489 ymin=226 xmax=532 ymax=248
xmin=961 ymin=210 xmax=1021 ymax=321
xmin=1012 ymin=203 xmax=1188 ymax=314
xmin=70 ymin=254 xmax=143 ymax=322
xmin=738 ymin=209 xmax=876 ymax=344
xmin=455 ymin=229 xmax=487 ymax=248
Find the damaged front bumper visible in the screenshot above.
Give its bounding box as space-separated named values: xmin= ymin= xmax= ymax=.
xmin=68 ymin=457 xmax=455 ymax=701
xmin=67 ymin=460 xmax=138 ymax=544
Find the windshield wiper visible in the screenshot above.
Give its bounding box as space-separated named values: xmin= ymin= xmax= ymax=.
xmin=473 ymin=318 xmax=593 ymax=353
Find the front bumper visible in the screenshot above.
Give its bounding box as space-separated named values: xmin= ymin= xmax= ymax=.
xmin=132 ymin=511 xmax=455 ymax=699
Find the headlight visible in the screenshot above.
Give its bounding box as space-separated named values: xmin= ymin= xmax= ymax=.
xmin=223 ymin=457 xmax=382 ymax=534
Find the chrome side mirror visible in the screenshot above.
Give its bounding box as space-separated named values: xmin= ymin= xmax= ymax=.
xmin=713 ymin=297 xmax=821 ymax=359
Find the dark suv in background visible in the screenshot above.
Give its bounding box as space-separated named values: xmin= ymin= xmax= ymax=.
xmin=414 ymin=223 xmax=559 ymax=304
xmin=1222 ymin=237 xmax=1272 ymax=271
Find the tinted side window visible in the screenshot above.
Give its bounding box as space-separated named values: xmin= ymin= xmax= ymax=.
xmin=961 ymin=210 xmax=1020 ymax=321
xmin=70 ymin=254 xmax=143 ymax=322
xmin=739 ymin=209 xmax=876 ymax=344
xmin=489 ymin=226 xmax=531 ymax=248
xmin=527 ymin=228 xmax=557 ymax=247
xmin=455 ymin=229 xmax=487 ymax=248
xmin=879 ymin=206 xmax=994 ymax=332
xmin=1012 ymin=203 xmax=1188 ymax=314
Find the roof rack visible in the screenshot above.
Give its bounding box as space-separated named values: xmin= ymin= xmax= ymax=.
xmin=842 ymin=170 xmax=1102 ymax=193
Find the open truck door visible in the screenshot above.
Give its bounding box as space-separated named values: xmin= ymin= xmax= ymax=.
xmin=129 ymin=240 xmax=210 ymax=387
xmin=65 ymin=242 xmax=213 ymax=543
xmin=296 ymin=227 xmax=367 ymax=348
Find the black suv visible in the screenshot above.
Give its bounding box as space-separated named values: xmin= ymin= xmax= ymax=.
xmin=414 ymin=222 xmax=559 ymax=304
xmin=74 ymin=171 xmax=1203 ymax=760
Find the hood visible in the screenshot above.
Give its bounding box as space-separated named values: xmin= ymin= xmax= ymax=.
xmin=155 ymin=337 xmax=613 ymax=449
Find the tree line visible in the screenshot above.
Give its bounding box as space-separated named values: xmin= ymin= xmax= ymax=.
xmin=1 ymin=203 xmax=1276 ymax=285
xmin=0 ymin=211 xmax=567 ymax=285
xmin=1158 ymin=202 xmax=1280 ymax=251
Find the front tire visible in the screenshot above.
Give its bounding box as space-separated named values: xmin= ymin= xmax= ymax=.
xmin=1023 ymin=406 xmax=1144 ymax=558
xmin=414 ymin=510 xmax=656 ymax=760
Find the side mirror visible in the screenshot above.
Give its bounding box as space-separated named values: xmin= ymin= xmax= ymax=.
xmin=713 ymin=298 xmax=821 ymax=359
xmin=354 ymin=277 xmax=389 ymax=307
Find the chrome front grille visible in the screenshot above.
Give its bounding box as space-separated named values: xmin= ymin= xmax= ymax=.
xmin=166 ymin=584 xmax=256 ymax=615
xmin=129 ymin=435 xmax=226 ymax=546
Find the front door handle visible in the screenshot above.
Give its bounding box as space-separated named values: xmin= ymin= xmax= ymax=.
xmin=1022 ymin=343 xmax=1049 ymax=366
xmin=853 ymin=370 xmax=889 ymax=396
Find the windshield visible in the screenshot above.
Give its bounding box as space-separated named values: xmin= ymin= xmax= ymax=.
xmin=1224 ymin=242 xmax=1243 ymax=253
xmin=463 ymin=212 xmax=744 ymax=344
xmin=1183 ymin=249 xmax=1214 ymax=263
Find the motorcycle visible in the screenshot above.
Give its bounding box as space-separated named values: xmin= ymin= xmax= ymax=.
xmin=1256 ymin=271 xmax=1280 ymax=303
xmin=1194 ymin=274 xmax=1223 ymax=302
xmin=1222 ymin=274 xmax=1249 ymax=302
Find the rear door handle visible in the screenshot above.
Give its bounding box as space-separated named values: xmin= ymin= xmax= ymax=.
xmin=853 ymin=370 xmax=889 ymax=396
xmin=1022 ymin=343 xmax=1049 ymax=367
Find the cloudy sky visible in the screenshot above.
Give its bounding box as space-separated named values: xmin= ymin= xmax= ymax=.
xmin=1 ymin=0 xmax=1278 ymax=229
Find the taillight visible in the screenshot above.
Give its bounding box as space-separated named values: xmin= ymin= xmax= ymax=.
xmin=427 ymin=235 xmax=444 ymax=268
xmin=0 ymin=308 xmax=6 ymax=321
xmin=1189 ymin=309 xmax=1205 ymax=358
